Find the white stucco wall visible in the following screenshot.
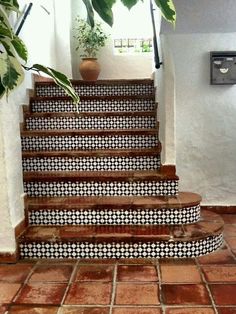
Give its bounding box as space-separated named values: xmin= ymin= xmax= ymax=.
xmin=165 ymin=33 xmax=236 ymax=205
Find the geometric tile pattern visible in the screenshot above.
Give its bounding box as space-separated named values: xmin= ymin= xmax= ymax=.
xmin=23 ymin=180 xmax=179 ymax=197
xmin=22 ymin=155 xmax=161 ymax=172
xmin=35 ymin=83 xmax=155 ymax=97
xmin=19 ymin=233 xmax=223 ymax=259
xmin=21 ymin=135 xmax=159 ymax=151
xmin=31 ymin=98 xmax=156 ymax=113
xmin=28 ymin=205 xmax=201 ymax=225
xmin=25 ymin=115 xmax=156 ymax=130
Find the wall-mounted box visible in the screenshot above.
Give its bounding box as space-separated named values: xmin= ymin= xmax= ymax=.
xmin=210 ymin=51 xmax=236 ymax=85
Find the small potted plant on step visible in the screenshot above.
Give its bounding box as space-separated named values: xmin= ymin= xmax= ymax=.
xmin=74 ymin=17 xmax=108 ymax=81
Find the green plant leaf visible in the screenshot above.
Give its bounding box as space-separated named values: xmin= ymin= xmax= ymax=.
xmin=0 ymin=5 xmax=14 ymax=35
xmin=31 ymin=64 xmax=79 ymax=106
xmin=120 ymin=0 xmax=139 ymax=10
xmin=11 ymin=35 xmax=28 ymax=62
xmin=0 ymin=0 xmax=19 ymax=11
xmin=91 ymin=0 xmax=114 ymax=27
xmin=0 ymin=53 xmax=24 ymax=96
xmin=0 ymin=23 xmax=12 ymax=38
xmin=82 ymin=0 xmax=94 ymax=27
xmin=154 ymin=0 xmax=176 ymax=24
xmin=0 ymin=78 xmax=6 ymax=98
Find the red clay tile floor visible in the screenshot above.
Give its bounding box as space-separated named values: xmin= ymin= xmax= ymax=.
xmin=1 ymin=214 xmax=236 ymax=313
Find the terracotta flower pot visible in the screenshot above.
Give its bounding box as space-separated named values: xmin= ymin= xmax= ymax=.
xmin=79 ymin=58 xmax=101 ymax=81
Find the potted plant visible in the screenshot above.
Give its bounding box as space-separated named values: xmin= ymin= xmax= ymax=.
xmin=74 ymin=17 xmax=108 ymax=81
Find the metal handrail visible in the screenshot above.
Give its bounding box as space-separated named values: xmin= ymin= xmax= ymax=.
xmin=150 ymin=0 xmax=162 ymax=69
xmin=16 ymin=3 xmax=33 ymax=36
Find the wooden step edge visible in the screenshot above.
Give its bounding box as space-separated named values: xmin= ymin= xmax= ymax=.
xmin=26 ymin=192 xmax=202 ymax=210
xmin=30 ymin=95 xmax=156 ymax=102
xmin=18 ymin=211 xmax=224 ymax=243
xmin=20 ymin=128 xmax=159 ymax=137
xmin=22 ymin=147 xmax=161 ymax=158
xmin=35 ymin=78 xmax=154 ymax=86
xmin=23 ymin=170 xmax=179 ymax=181
xmin=24 ymin=111 xmax=156 ymax=118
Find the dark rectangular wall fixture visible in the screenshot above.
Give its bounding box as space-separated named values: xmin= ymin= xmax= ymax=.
xmin=210 ymin=51 xmax=236 ymax=85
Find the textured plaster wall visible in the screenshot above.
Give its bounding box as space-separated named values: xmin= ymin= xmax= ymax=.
xmin=0 ymin=0 xmax=57 ymax=252
xmin=160 ymin=33 xmax=236 ymax=205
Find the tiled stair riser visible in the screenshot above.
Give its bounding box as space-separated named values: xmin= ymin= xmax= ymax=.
xmin=23 ymin=180 xmax=179 ymax=197
xmin=21 ymin=135 xmax=159 ymax=151
xmin=28 ymin=205 xmax=201 ymax=226
xmin=30 ymin=98 xmax=156 ymax=113
xmin=25 ymin=115 xmax=156 ymax=130
xmin=19 ymin=233 xmax=223 ymax=259
xmin=35 ymin=83 xmax=154 ymax=97
xmin=22 ymin=155 xmax=161 ymax=172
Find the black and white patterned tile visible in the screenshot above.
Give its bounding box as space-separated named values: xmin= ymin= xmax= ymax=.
xmin=35 ymin=83 xmax=154 ymax=97
xmin=21 ymin=135 xmax=159 ymax=151
xmin=31 ymin=98 xmax=156 ymax=113
xmin=25 ymin=115 xmax=156 ymax=130
xmin=23 ymin=180 xmax=179 ymax=197
xmin=19 ymin=233 xmax=223 ymax=259
xmin=28 ymin=205 xmax=201 ymax=226
xmin=22 ymin=155 xmax=161 ymax=172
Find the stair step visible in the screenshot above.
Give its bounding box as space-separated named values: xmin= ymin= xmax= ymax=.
xmin=35 ymin=79 xmax=155 ymax=97
xmin=23 ymin=171 xmax=179 ymax=197
xmin=26 ymin=192 xmax=202 ymax=226
xmin=18 ymin=211 xmax=224 ymax=259
xmin=30 ymin=96 xmax=156 ymax=113
xmin=22 ymin=149 xmax=161 ymax=172
xmin=24 ymin=112 xmax=157 ymax=130
xmin=21 ymin=129 xmax=159 ymax=151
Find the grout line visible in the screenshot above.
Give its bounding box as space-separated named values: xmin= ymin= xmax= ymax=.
xmin=156 ymin=259 xmax=165 ymax=314
xmin=10 ymin=260 xmax=39 ymax=305
xmin=59 ymin=259 xmax=80 ymax=308
xmin=109 ymin=262 xmax=118 ymax=314
xmin=195 ymin=258 xmax=219 ymax=314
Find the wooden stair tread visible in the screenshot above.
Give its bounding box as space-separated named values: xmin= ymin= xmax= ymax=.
xmin=22 ymin=148 xmax=161 ymax=158
xmin=19 ymin=210 xmax=223 ymax=243
xmin=24 ymin=111 xmax=156 ymax=118
xmin=26 ymin=192 xmax=202 ymax=210
xmin=21 ymin=129 xmax=158 ymax=136
xmin=23 ymin=170 xmax=179 ymax=181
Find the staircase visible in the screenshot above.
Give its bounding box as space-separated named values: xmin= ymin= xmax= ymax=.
xmin=18 ymin=79 xmax=224 ymax=259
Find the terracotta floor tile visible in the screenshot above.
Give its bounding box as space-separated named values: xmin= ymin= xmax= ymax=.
xmin=162 ymin=284 xmax=211 ymax=305
xmin=226 ymin=237 xmax=236 ymax=250
xmin=0 ymin=283 xmax=21 ymax=304
xmin=64 ymin=283 xmax=112 ymax=305
xmin=115 ymin=283 xmax=159 ymax=305
xmin=217 ymin=308 xmax=236 ymax=314
xmin=210 ymin=284 xmax=236 ymax=305
xmin=74 ymin=265 xmax=114 ymax=282
xmin=0 ymin=306 xmax=7 ymax=314
xmin=58 ymin=307 xmax=110 ymax=314
xmin=28 ymin=265 xmax=73 ymax=282
xmin=165 ymin=308 xmax=215 ymax=314
xmin=112 ymin=307 xmax=161 ymax=314
xmin=159 ymin=258 xmax=196 ymax=265
xmin=8 ymin=305 xmax=58 ymax=313
xmin=221 ymin=215 xmax=236 ymax=224
xmin=79 ymin=259 xmax=117 ymax=265
xmin=117 ymin=258 xmax=157 ymax=265
xmin=14 ymin=283 xmax=67 ymax=305
xmin=202 ymin=266 xmax=236 ymax=282
xmin=198 ymin=246 xmax=236 ymax=264
xmin=117 ymin=265 xmax=158 ymax=282
xmin=224 ymin=225 xmax=236 ymax=237
xmin=160 ymin=265 xmax=202 ymax=283
xmin=0 ymin=264 xmax=33 ymax=282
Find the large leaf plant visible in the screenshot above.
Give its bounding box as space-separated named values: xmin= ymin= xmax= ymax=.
xmin=83 ymin=0 xmax=176 ymax=27
xmin=0 ymin=0 xmax=79 ymax=104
